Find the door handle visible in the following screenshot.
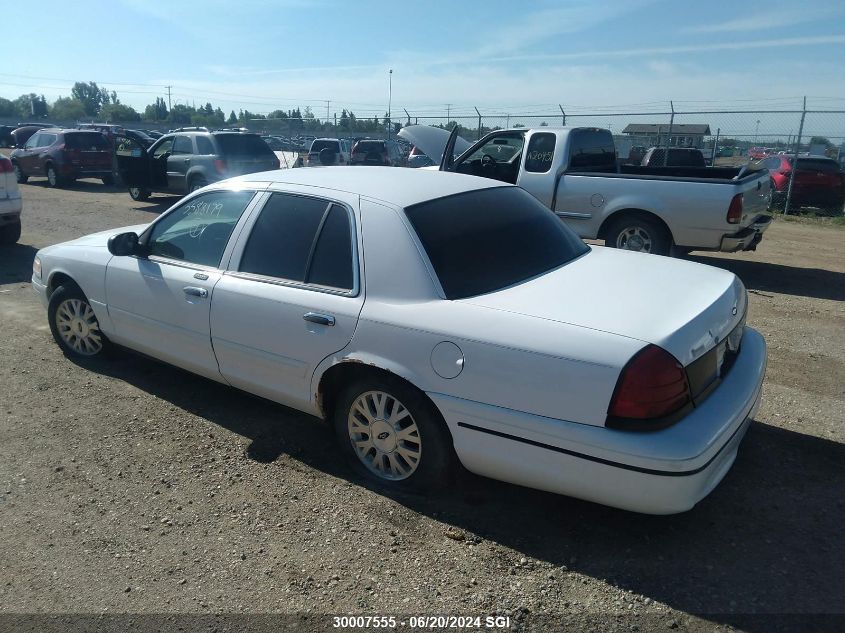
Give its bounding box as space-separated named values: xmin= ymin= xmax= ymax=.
xmin=303 ymin=312 xmax=335 ymax=326
xmin=183 ymin=286 xmax=208 ymax=298
xmin=184 ymin=158 xmax=190 ymax=163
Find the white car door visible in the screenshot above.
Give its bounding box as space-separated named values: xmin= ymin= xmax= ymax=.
xmin=105 ymin=189 xmax=259 ymax=381
xmin=210 ymin=190 xmax=363 ymax=410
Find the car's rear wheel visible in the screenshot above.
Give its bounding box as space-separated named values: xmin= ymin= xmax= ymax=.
xmin=606 ymin=215 xmax=671 ymax=256
xmin=12 ymin=161 xmax=27 ymax=183
xmin=46 ymin=164 xmax=62 ymax=188
xmin=0 ymin=221 xmax=21 ymax=245
xmin=128 ymin=187 xmax=151 ymax=201
xmin=48 ymin=284 xmax=110 ymax=358
xmin=189 ymin=176 xmax=208 ymax=193
xmin=333 ymin=374 xmax=454 ymax=490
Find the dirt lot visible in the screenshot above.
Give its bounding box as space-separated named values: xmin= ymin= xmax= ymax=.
xmin=0 ymin=175 xmax=843 ymax=632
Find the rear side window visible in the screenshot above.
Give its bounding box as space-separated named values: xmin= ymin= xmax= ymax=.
xmin=65 ymin=133 xmax=109 ymax=150
xmin=195 ymin=136 xmax=215 ymax=155
xmin=172 ymin=136 xmax=193 ymax=154
xmin=405 ymin=187 xmax=589 ymax=300
xmin=215 ymin=134 xmax=274 ymax=157
xmin=568 ymin=129 xmax=616 ymax=172
xmin=524 ymin=133 xmax=556 ymax=173
xmin=239 ymin=194 xmax=355 ymax=290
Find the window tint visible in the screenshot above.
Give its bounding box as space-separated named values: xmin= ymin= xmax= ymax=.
xmin=405 ymin=187 xmax=589 ymax=300
xmin=310 ymin=140 xmax=340 ymax=153
xmin=172 ymin=136 xmax=193 ymax=155
xmin=195 ymin=136 xmax=215 ymax=155
xmin=146 ymin=191 xmax=254 ymax=267
xmin=65 ymin=133 xmax=109 ymax=150
xmin=307 ymin=205 xmax=353 ymax=289
xmin=215 ymin=134 xmax=274 ymax=157
xmin=25 ymin=134 xmax=41 ymax=148
xmin=152 ymin=138 xmax=174 ymax=159
xmin=524 ymin=133 xmax=556 ymax=173
xmin=239 ymin=194 xmax=330 ymax=282
xmin=568 ymin=129 xmax=616 ymax=172
xmin=793 ymin=158 xmax=840 ymax=173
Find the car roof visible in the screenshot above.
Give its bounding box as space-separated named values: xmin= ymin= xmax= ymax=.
xmin=234 ymin=166 xmax=506 ymax=208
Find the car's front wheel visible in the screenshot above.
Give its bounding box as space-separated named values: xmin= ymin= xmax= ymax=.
xmin=48 ymin=284 xmax=110 ymax=358
xmin=333 ymin=374 xmax=454 ymax=490
xmin=128 ymin=187 xmax=151 ymax=201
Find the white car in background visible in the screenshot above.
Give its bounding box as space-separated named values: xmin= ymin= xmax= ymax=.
xmin=31 ymin=168 xmax=766 ymax=514
xmin=0 ymin=153 xmax=23 ymax=244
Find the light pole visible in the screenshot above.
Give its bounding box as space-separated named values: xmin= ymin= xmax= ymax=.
xmin=387 ymin=69 xmax=393 ymax=139
xmin=754 ymin=119 xmax=760 ymax=145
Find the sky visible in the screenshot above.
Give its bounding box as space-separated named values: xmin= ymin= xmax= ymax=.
xmin=3 ymin=0 xmax=845 ymax=128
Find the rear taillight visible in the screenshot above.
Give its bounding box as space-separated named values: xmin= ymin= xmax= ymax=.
xmin=214 ymin=159 xmax=227 ymax=174
xmin=0 ymin=157 xmax=12 ymax=173
xmin=607 ymin=345 xmax=691 ymax=426
xmin=726 ymin=193 xmax=743 ymax=224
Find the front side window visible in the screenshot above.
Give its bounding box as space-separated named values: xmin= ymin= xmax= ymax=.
xmin=145 ymin=190 xmax=254 ymax=267
xmin=39 ymin=133 xmax=58 ymax=147
xmin=239 ymin=194 xmax=354 ymax=290
xmin=405 ymin=187 xmax=589 ymax=300
xmin=152 ymin=138 xmax=174 ymax=159
xmin=24 ymin=134 xmax=41 ymax=149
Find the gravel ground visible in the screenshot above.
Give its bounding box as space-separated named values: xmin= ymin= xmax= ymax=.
xmin=0 ymin=175 xmax=843 ymax=633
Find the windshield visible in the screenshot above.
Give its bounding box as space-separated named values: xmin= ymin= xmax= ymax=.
xmin=405 ymin=187 xmax=589 ymax=300
xmin=214 ymin=134 xmax=274 ymax=156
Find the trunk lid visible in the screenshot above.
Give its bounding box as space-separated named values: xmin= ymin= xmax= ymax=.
xmin=462 ymin=246 xmax=746 ymax=366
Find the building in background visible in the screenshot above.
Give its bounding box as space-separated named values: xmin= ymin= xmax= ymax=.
xmin=622 ymin=123 xmax=711 ymax=149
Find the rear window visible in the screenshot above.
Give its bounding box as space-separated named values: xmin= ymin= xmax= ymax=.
xmin=64 ymin=133 xmax=109 ymax=150
xmin=405 ymin=187 xmax=589 ymax=300
xmin=793 ymin=158 xmax=840 ymax=173
xmin=354 ymin=140 xmax=385 ymax=152
xmin=310 ymin=140 xmax=340 ymax=153
xmin=646 ymin=148 xmax=705 ymax=167
xmin=214 ymin=134 xmax=274 ymax=157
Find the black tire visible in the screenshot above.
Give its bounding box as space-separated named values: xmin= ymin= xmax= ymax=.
xmin=0 ymin=221 xmax=21 ymax=245
xmin=48 ymin=283 xmax=111 ymax=359
xmin=189 ymin=176 xmax=208 ymax=193
xmin=605 ymin=214 xmax=671 ymax=256
xmin=45 ymin=164 xmax=62 ymax=188
xmin=102 ymin=174 xmax=115 ymax=186
xmin=333 ymin=373 xmax=454 ymax=491
xmin=128 ymin=186 xmax=151 ymax=201
xmin=12 ymin=161 xmax=27 ymax=183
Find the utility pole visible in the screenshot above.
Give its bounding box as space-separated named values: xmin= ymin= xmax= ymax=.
xmin=387 ymin=69 xmax=393 ymax=139
xmin=559 ymin=104 xmax=565 ymax=126
xmin=403 ymin=108 xmax=411 ymax=125
xmin=166 ymin=86 xmax=172 ymax=112
xmin=326 ymin=100 xmax=330 ymax=124
xmin=754 ymin=119 xmax=760 ymax=145
xmin=784 ymin=96 xmax=807 ymax=216
xmin=663 ymin=100 xmax=674 ymax=167
xmin=446 ymin=103 xmax=452 ymax=122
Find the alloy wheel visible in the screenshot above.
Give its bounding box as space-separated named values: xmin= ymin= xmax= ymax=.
xmin=55 ymin=298 xmax=103 ymax=356
xmin=347 ymin=390 xmax=422 ymax=481
xmin=616 ymin=226 xmax=653 ymax=252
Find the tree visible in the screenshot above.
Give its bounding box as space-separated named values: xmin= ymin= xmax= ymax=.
xmin=100 ymin=103 xmax=140 ymax=122
xmin=71 ymin=81 xmax=105 ymax=116
xmin=0 ymin=97 xmax=15 ymax=117
xmin=50 ymin=97 xmax=87 ymax=121
xmin=13 ymin=93 xmax=48 ymax=118
xmin=143 ymin=97 xmax=168 ymax=122
xmin=810 ymin=136 xmax=833 ymax=148
xmin=227 ymin=110 xmax=237 ymax=124
xmin=168 ymin=104 xmax=194 ymax=125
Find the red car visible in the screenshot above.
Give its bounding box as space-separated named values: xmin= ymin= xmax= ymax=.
xmin=762 ymin=154 xmax=845 ymax=214
xmin=747 ymin=147 xmax=768 ymax=160
xmin=10 ymin=129 xmax=113 ymax=188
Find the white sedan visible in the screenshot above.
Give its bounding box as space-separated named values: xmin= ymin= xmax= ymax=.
xmin=31 ymin=168 xmax=766 ymax=514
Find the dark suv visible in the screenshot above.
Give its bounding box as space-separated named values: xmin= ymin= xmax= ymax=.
xmin=10 ymin=129 xmax=113 ymax=187
xmin=350 ymin=139 xmax=407 ymax=166
xmin=116 ymin=131 xmax=279 ymax=200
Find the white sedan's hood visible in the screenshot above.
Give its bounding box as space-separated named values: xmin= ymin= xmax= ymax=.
xmin=67 ymin=224 xmax=149 ymax=248
xmin=397 ymin=125 xmax=472 ymax=164
xmin=463 ymin=246 xmax=746 ymax=366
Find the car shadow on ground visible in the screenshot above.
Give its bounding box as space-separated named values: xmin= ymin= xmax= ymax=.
xmin=74 ymin=350 xmax=844 ymax=632
xmin=0 ymin=243 xmax=38 ymax=285
xmin=686 ymin=255 xmax=845 ymax=302
xmin=129 ymin=195 xmax=182 ymax=214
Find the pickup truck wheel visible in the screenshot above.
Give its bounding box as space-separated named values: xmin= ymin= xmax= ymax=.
xmin=606 ymin=216 xmax=671 ymax=256
xmin=12 ymin=162 xmax=27 ymax=183
xmin=48 ymin=284 xmax=111 ymax=358
xmin=333 ymin=375 xmax=454 ymax=491
xmin=128 ymin=187 xmax=151 ymax=201
xmin=0 ymin=220 xmax=21 ymax=245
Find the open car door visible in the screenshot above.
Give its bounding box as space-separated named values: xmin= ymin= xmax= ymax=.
xmin=114 ymin=135 xmax=151 ymax=188
xmin=396 ymin=125 xmax=471 ymax=170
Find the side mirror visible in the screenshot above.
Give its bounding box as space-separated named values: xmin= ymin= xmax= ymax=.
xmin=107 ymin=232 xmax=140 ymax=256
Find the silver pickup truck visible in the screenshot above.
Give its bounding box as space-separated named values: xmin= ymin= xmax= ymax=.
xmin=399 ymin=125 xmax=772 ymax=256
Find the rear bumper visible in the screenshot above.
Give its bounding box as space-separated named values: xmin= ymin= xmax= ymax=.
xmin=430 ymin=327 xmax=767 ymax=515
xmin=720 ymin=214 xmax=772 ymax=252
xmin=58 ymin=164 xmax=112 ymax=178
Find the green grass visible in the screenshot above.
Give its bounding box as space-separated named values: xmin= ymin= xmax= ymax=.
xmin=774 ymin=211 xmax=845 ymax=228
